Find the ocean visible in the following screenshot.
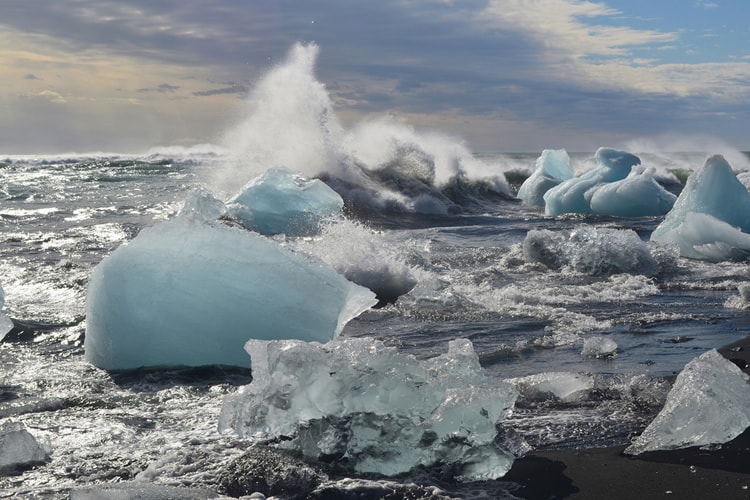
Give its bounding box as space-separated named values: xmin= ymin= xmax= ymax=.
xmin=2 ymin=146 xmax=750 ymax=498
xmin=3 ymin=42 xmax=750 ymax=497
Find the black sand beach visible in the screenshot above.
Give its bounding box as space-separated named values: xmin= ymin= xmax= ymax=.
xmin=502 ymin=336 xmax=750 ymax=499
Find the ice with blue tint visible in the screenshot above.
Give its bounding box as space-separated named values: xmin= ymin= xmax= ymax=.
xmin=219 ymin=337 xmax=521 ymax=482
xmin=651 ymin=155 xmax=750 ymax=261
xmin=543 ymin=147 xmax=675 ymax=217
xmin=588 ymin=165 xmax=677 ymax=217
xmin=0 ymin=282 xmax=12 ymax=340
xmin=625 ymin=349 xmax=750 ymax=455
xmin=517 ymin=149 xmax=573 ymax=207
xmin=226 ymin=166 xmax=344 ymax=236
xmin=85 ymin=216 xmax=377 ymax=370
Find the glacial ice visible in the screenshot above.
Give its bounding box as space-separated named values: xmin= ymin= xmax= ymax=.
xmin=651 ymin=155 xmax=750 ymax=261
xmin=85 ymin=216 xmax=377 ymax=370
xmin=0 ymin=282 xmax=12 ymax=340
xmin=581 ymin=336 xmax=618 ymax=358
xmin=0 ymin=421 xmax=49 ymax=474
xmin=226 ymin=167 xmax=343 ymax=236
xmin=517 ymin=149 xmax=573 ymax=206
xmin=219 ymin=337 xmax=521 ymax=481
xmin=543 ymin=147 xmax=675 ymax=217
xmin=509 ymin=372 xmax=594 ymax=403
xmin=625 ymin=349 xmax=750 ymax=455
xmin=522 ymin=224 xmax=661 ymax=276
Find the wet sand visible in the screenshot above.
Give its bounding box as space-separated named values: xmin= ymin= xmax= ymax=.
xmin=502 ymin=337 xmax=750 ymax=499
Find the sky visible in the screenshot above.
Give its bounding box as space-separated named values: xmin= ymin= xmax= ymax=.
xmin=1 ymin=0 xmax=749 ymax=154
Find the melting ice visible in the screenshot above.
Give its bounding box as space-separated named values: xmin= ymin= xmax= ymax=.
xmin=651 ymin=154 xmax=750 ymax=261
xmin=626 ymin=349 xmax=750 ymax=454
xmin=0 ymin=282 xmax=12 ymax=340
xmin=85 ymin=214 xmax=376 ymax=370
xmin=219 ymin=337 xmax=522 ymax=482
xmin=226 ymin=166 xmax=343 ymax=236
xmin=543 ymin=147 xmax=676 ymax=217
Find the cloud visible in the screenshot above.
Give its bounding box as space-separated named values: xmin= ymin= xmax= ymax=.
xmin=24 ymin=73 xmax=41 ymax=80
xmin=193 ymin=83 xmax=248 ymax=96
xmin=136 ymin=83 xmax=180 ymax=93
xmin=20 ymin=89 xmax=67 ymax=104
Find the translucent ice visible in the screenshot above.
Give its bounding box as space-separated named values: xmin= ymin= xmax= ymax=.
xmin=522 ymin=224 xmax=660 ymax=276
xmin=85 ymin=217 xmax=376 ymax=370
xmin=0 ymin=282 xmax=12 ymax=340
xmin=544 ymin=148 xmax=640 ymax=216
xmin=543 ymin=147 xmax=675 ymax=217
xmin=625 ymin=349 xmax=750 ymax=455
xmin=588 ymin=166 xmax=676 ymax=217
xmin=0 ymin=421 xmax=50 ymax=473
xmin=509 ymin=372 xmax=594 ymax=403
xmin=517 ymin=149 xmax=573 ymax=207
xmin=219 ymin=337 xmax=520 ymax=481
xmin=581 ymin=336 xmax=618 ymax=359
xmin=226 ymin=166 xmax=344 ymax=236
xmin=651 ymin=155 xmax=750 ymax=261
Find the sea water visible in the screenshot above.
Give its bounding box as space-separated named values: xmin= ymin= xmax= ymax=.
xmin=3 ymin=43 xmax=750 ymax=497
xmin=2 ymin=148 xmax=750 ymax=496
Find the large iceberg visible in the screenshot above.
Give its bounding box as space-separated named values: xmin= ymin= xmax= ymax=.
xmin=85 ymin=216 xmax=376 ymax=370
xmin=517 ymin=149 xmax=573 ymax=207
xmin=651 ymin=155 xmax=750 ymax=261
xmin=0 ymin=282 xmax=12 ymax=340
xmin=543 ymin=148 xmax=675 ymax=217
xmin=226 ymin=166 xmax=344 ymax=236
xmin=625 ymin=349 xmax=750 ymax=455
xmin=219 ymin=337 xmax=522 ymax=482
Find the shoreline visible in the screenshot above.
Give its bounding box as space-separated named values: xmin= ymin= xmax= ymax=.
xmin=501 ymin=335 xmax=750 ymax=499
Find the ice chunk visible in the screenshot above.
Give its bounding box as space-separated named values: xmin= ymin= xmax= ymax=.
xmin=544 ymin=148 xmax=640 ymax=216
xmin=651 ymin=155 xmax=750 ymax=261
xmin=0 ymin=421 xmax=50 ymax=474
xmin=517 ymin=149 xmax=573 ymax=207
xmin=178 ymin=187 xmax=227 ymax=221
xmin=542 ymin=147 xmax=675 ymax=217
xmin=581 ymin=336 xmax=618 ymax=358
xmin=509 ymin=372 xmax=594 ymax=403
xmin=522 ymin=224 xmax=660 ymax=276
xmin=0 ymin=282 xmax=12 ymax=340
xmin=588 ymin=166 xmax=676 ymax=217
xmin=219 ymin=338 xmax=520 ymax=481
xmin=226 ymin=166 xmax=344 ymax=236
xmin=625 ymin=349 xmax=750 ymax=455
xmin=85 ymin=217 xmax=376 ymax=370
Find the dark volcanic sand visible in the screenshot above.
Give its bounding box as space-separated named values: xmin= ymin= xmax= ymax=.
xmin=502 ymin=337 xmax=750 ymax=500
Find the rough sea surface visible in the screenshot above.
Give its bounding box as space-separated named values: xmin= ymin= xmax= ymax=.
xmin=2 ymin=148 xmax=750 ymax=498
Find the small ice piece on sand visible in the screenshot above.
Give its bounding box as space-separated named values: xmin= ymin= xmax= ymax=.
xmin=0 ymin=421 xmax=49 ymax=474
xmin=226 ymin=166 xmax=344 ymax=236
xmin=625 ymin=349 xmax=750 ymax=454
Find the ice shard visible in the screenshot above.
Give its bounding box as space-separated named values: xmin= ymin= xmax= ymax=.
xmin=625 ymin=349 xmax=750 ymax=455
xmin=0 ymin=282 xmax=12 ymax=340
